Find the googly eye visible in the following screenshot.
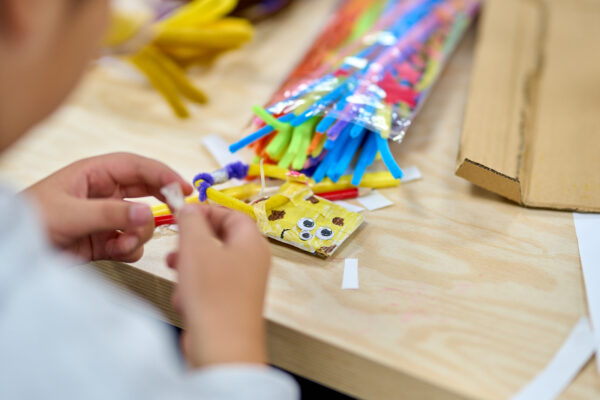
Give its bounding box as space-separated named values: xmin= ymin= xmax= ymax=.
xmin=316 ymin=227 xmax=334 ymax=240
xmin=299 ymin=231 xmax=313 ymax=241
xmin=297 ymin=217 xmax=316 ymax=231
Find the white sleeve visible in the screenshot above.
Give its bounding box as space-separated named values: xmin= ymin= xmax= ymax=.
xmin=187 ymin=365 xmax=299 ymax=400
xmin=0 ymin=189 xmax=299 ymax=400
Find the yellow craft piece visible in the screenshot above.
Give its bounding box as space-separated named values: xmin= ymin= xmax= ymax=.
xmin=155 ymin=19 xmax=253 ymax=49
xmin=113 ymin=0 xmax=253 ymax=118
xmin=157 ymin=0 xmax=238 ymax=29
xmin=252 ymin=182 xmax=364 ymax=257
xmin=416 ymin=58 xmax=441 ymax=92
xmin=130 ymin=50 xmax=190 ymax=118
xmin=104 ymin=11 xmax=150 ymax=48
xmin=159 ymin=47 xmax=216 ymax=65
xmin=375 ymin=104 xmax=392 ymax=139
xmin=206 ymin=187 xmax=256 ymax=220
xmin=311 ymin=172 xmax=399 ymax=192
xmin=190 ymin=168 xmax=363 ymax=257
xmin=152 ymin=195 xmax=201 ymax=216
xmin=247 ymin=163 xmax=308 ymax=182
xmin=221 ymin=183 xmax=262 ymax=200
xmin=141 ymin=46 xmax=208 ymax=104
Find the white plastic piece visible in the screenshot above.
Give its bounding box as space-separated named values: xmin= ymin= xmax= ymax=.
xmin=510 ymin=317 xmax=595 ymax=400
xmin=356 ymin=190 xmax=393 ymax=211
xmin=160 ymin=182 xmax=185 ymax=214
xmin=573 ymin=212 xmax=600 ymax=370
xmin=202 ymin=134 xmax=240 ymax=167
xmin=333 ymin=201 xmax=365 ymax=213
xmin=401 ymin=165 xmax=422 ymax=182
xmin=342 ymin=258 xmax=359 ymax=290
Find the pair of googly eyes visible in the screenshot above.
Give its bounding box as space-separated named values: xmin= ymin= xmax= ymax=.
xmin=297 ymin=218 xmax=334 ymax=241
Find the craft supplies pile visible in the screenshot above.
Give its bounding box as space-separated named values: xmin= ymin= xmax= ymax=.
xmin=149 ymin=0 xmax=480 ymax=258
xmin=105 ymin=0 xmax=255 ymax=117
xmin=153 ymin=161 xmax=404 ymax=257
xmin=229 ymin=0 xmax=480 ymax=185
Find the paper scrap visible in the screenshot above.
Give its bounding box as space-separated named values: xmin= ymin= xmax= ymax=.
xmin=160 ymin=182 xmax=184 ymax=213
xmin=401 ymin=165 xmax=422 ymax=182
xmin=334 ymin=200 xmax=365 ymax=213
xmin=573 ymin=212 xmax=600 ymax=370
xmin=356 ymin=190 xmax=393 ymax=211
xmin=202 ymin=134 xmax=240 ymax=167
xmin=342 ymin=258 xmax=359 ymax=290
xmin=510 ymin=317 xmax=595 ymax=400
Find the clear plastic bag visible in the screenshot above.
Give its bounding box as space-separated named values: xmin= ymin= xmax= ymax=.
xmin=230 ymin=0 xmax=481 ymax=184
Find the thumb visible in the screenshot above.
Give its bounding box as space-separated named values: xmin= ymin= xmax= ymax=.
xmin=65 ymin=198 xmax=153 ymax=237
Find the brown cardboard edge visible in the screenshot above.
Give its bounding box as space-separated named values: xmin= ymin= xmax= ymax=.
xmin=456 ymin=159 xmax=600 ymax=213
xmin=519 ymin=200 xmax=600 ymax=214
xmin=455 ymin=158 xmax=522 ymax=204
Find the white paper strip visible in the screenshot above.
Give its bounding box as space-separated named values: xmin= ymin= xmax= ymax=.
xmin=202 ymin=134 xmax=240 ymax=167
xmin=401 ymin=166 xmax=422 ymax=182
xmin=334 ymin=200 xmax=365 ymax=213
xmin=342 ymin=259 xmax=359 ymax=290
xmin=510 ymin=317 xmax=595 ymax=400
xmin=573 ymin=212 xmax=600 ymax=370
xmin=357 ymin=190 xmax=393 ymax=211
xmin=160 ymin=182 xmax=184 ymax=213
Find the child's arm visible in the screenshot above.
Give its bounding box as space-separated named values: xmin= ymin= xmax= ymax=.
xmin=24 ymin=153 xmax=193 ymax=262
xmin=172 ymin=204 xmax=271 ymax=366
xmin=6 ymin=154 xmax=298 ymax=398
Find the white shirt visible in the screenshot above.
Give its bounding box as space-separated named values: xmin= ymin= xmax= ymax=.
xmin=0 ymin=187 xmax=298 ymax=399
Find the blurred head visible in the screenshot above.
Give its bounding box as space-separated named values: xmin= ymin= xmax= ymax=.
xmin=0 ymin=0 xmax=109 ymax=150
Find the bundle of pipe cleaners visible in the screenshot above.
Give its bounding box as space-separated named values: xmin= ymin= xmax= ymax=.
xmin=229 ymin=0 xmax=480 ymax=185
xmin=105 ymin=0 xmax=254 ymax=118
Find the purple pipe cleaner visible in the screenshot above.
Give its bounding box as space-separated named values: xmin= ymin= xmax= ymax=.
xmin=193 ymin=162 xmax=249 ymax=202
xmin=225 ymin=161 xmax=249 ymax=180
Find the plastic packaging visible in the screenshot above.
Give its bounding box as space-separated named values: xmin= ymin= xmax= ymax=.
xmin=230 ymin=0 xmax=480 ymax=184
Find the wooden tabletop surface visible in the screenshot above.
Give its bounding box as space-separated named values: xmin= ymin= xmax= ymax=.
xmin=1 ymin=1 xmax=598 ymax=398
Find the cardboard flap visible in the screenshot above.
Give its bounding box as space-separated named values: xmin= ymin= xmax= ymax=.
xmin=456 ymin=0 xmax=600 ymax=212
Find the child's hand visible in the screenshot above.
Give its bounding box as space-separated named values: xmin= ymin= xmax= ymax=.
xmin=25 ymin=153 xmax=193 ymax=262
xmin=169 ymin=204 xmax=271 ymax=367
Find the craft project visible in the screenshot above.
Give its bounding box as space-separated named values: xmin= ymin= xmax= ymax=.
xmin=151 ymin=161 xmax=391 ymax=257
xmin=106 ymin=0 xmax=254 ymax=118
xmin=195 ymin=162 xmax=364 ymax=256
xmin=229 ymin=0 xmax=480 ymax=184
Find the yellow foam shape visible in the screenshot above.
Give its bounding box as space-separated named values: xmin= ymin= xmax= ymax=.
xmin=104 ymin=11 xmax=150 ymax=47
xmin=253 ymin=182 xmax=363 ymax=257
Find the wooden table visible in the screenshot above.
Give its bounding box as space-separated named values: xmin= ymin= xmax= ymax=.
xmin=1 ymin=1 xmax=599 ymax=398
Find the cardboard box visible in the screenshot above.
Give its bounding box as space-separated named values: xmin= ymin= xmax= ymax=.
xmin=456 ymin=0 xmax=600 ymax=212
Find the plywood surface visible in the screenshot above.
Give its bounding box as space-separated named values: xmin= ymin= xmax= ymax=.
xmin=0 ymin=1 xmax=598 ymax=398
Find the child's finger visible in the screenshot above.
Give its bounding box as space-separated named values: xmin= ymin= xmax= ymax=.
xmin=104 ymin=233 xmax=145 ymax=262
xmin=201 ymin=205 xmax=261 ymax=248
xmin=166 ymin=251 xmax=178 ymax=269
xmin=83 ymin=153 xmax=194 ymax=199
xmin=171 ymin=288 xmax=183 ymax=315
xmin=176 ymin=204 xmax=221 ymax=262
xmin=67 ymin=199 xmax=153 ymax=237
